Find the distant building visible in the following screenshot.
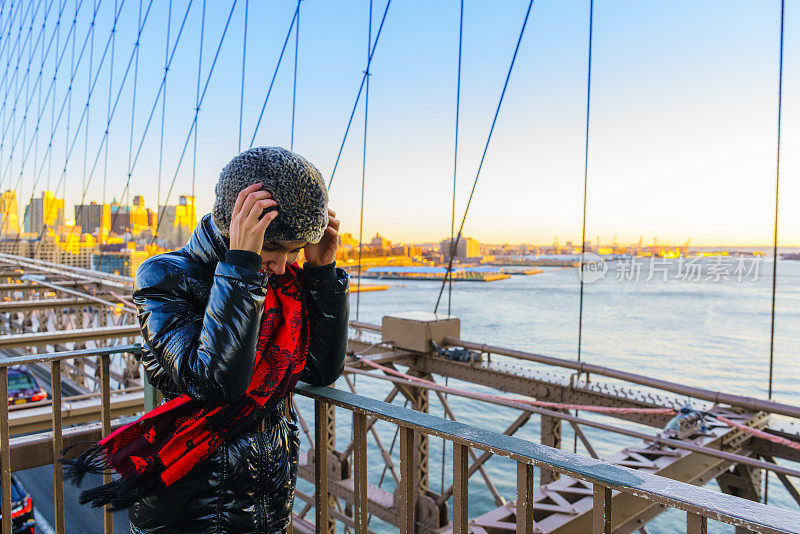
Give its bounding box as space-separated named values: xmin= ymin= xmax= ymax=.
xmin=109 ymin=200 xmax=132 ymax=234
xmin=157 ymin=195 xmax=197 ymax=248
xmin=23 ymin=191 xmax=64 ymax=235
xmin=129 ymin=195 xmax=155 ymax=233
xmin=439 ymin=236 xmax=480 ymax=261
xmin=93 ymin=246 xmax=148 ymax=277
xmin=74 ymin=201 xmax=110 ymax=235
xmin=339 ymin=232 xmax=358 ymax=249
xmin=0 ymin=190 xmax=19 ymax=236
xmin=370 ymin=233 xmax=391 ymax=249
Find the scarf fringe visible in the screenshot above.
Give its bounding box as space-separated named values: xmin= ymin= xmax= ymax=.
xmin=78 ymin=473 xmax=161 ymax=510
xmin=60 ymin=443 xmax=111 ymax=487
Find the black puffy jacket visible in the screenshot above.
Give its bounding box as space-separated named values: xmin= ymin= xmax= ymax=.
xmin=128 ymin=214 xmax=349 ymax=533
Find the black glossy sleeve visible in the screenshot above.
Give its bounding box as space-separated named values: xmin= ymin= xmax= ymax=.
xmin=300 ymin=264 xmax=349 ymax=386
xmin=133 ymin=258 xmax=269 ymax=406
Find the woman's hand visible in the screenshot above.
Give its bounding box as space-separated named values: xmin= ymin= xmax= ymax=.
xmin=229 ymin=183 xmax=278 ymax=254
xmin=304 ymin=208 xmax=339 ymax=267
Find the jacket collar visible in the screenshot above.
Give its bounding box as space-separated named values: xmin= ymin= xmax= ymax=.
xmin=183 ymin=213 xmax=228 ymax=266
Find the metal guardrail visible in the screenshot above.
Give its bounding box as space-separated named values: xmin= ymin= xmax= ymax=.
xmin=2 ymin=343 xmax=800 ymax=533
xmin=296 ymin=383 xmax=800 ymax=534
xmin=0 ymin=344 xmax=142 ymax=534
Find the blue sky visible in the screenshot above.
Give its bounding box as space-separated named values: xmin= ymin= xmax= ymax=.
xmin=2 ymin=0 xmax=797 ymax=245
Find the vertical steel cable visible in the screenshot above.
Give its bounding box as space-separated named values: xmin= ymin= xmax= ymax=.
xmin=442 ymin=0 xmax=463 ymax=495
xmin=82 ymin=0 xmax=95 ymax=198
xmin=577 ymin=0 xmax=593 ymax=364
xmin=192 ymin=0 xmax=204 ymax=201
xmin=326 ymin=0 xmax=391 ymax=190
xmin=433 ymin=0 xmax=535 ymax=314
xmin=447 ymin=0 xmax=463 ymax=317
xmin=355 ymin=0 xmax=372 ymax=321
xmin=237 ymin=0 xmax=245 ymax=152
xmin=765 ymin=0 xmax=785 ymax=506
xmin=101 ymin=0 xmax=115 ymax=216
xmin=155 ymin=0 xmax=171 ymax=243
xmin=125 ymin=0 xmax=141 ymax=208
xmin=290 ymin=0 xmax=299 ymax=150
xmin=768 ymin=0 xmax=784 ymax=403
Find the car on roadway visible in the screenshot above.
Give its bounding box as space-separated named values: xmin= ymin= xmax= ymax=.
xmin=6 ymin=366 xmax=47 ymax=405
xmin=0 ymin=473 xmax=36 ymax=533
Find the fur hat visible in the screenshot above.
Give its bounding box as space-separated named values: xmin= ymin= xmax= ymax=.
xmin=212 ymin=146 xmax=329 ymax=245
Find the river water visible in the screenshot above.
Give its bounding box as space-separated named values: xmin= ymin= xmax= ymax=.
xmin=294 ymin=257 xmax=800 ymax=533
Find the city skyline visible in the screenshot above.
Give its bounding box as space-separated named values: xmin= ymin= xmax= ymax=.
xmin=3 ymin=188 xmax=798 ymax=251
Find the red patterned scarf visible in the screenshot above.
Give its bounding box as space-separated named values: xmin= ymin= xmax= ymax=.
xmin=62 ymin=263 xmax=309 ymax=509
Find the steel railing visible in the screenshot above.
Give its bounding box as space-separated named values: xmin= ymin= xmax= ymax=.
xmin=0 ymin=344 xmax=142 ymax=534
xmin=296 ymin=383 xmax=800 ymax=534
xmin=2 ymin=344 xmax=800 ymax=533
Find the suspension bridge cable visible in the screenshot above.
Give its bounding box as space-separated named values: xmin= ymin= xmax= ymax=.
xmin=7 ymin=0 xmax=47 ymax=181
xmin=192 ymin=0 xmax=204 ymax=202
xmin=290 ymin=0 xmax=299 ymax=150
xmin=0 ymin=0 xmax=37 ymax=188
xmin=441 ymin=0 xmax=464 ymax=496
xmin=39 ymin=0 xmax=146 ymax=247
xmin=4 ymin=0 xmax=91 ymax=196
xmin=576 ymin=0 xmax=593 ymax=363
xmin=355 ymin=0 xmax=372 ymax=321
xmin=14 ymin=0 xmax=46 ymax=207
xmin=111 ymin=0 xmax=193 ymax=206
xmin=83 ymin=0 xmax=170 ymax=244
xmin=47 ymin=0 xmax=62 ymax=193
xmin=237 ymin=0 xmax=246 ymax=152
xmin=35 ymin=0 xmax=125 ymax=252
xmin=326 ymin=0 xmax=391 ymax=191
xmin=447 ymin=0 xmax=464 ymax=317
xmin=155 ymin=0 xmax=172 ymax=243
xmin=28 ymin=0 xmax=122 ymax=199
xmin=433 ymin=0 xmax=535 ymax=314
xmin=82 ymin=0 xmax=96 ymax=198
xmin=765 ymin=0 xmax=786 ymax=507
xmin=98 ymin=0 xmax=150 ymax=271
xmin=768 ymin=0 xmax=784 ymax=402
xmin=101 ymin=0 xmax=116 ymax=218
xmin=247 ymin=3 xmax=298 ymax=149
xmin=0 ymin=0 xmax=26 ymax=186
xmin=152 ymin=0 xmax=238 ymax=244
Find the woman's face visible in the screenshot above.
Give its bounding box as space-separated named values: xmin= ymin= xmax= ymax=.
xmin=259 ymin=240 xmax=307 ymax=275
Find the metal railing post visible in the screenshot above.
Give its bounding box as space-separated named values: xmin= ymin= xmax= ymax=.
xmin=452 ymin=442 xmax=468 ymax=533
xmin=516 ymin=461 xmax=534 ymax=533
xmin=687 ymin=512 xmax=708 ymax=534
xmin=100 ymin=354 xmax=113 ymax=534
xmin=399 ymin=426 xmax=416 ymax=533
xmin=593 ymin=484 xmax=612 ymax=533
xmin=51 ymin=360 xmax=65 ymax=533
xmin=315 ymin=400 xmax=330 ymax=532
xmin=0 ymin=367 xmax=11 ymax=534
xmin=352 ymin=412 xmax=368 ymax=533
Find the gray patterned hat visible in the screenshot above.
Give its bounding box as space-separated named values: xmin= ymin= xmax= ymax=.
xmin=212 ymin=146 xmax=329 ymax=245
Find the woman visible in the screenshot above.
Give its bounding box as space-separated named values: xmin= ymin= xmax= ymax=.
xmin=64 ymin=147 xmax=349 ymax=533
